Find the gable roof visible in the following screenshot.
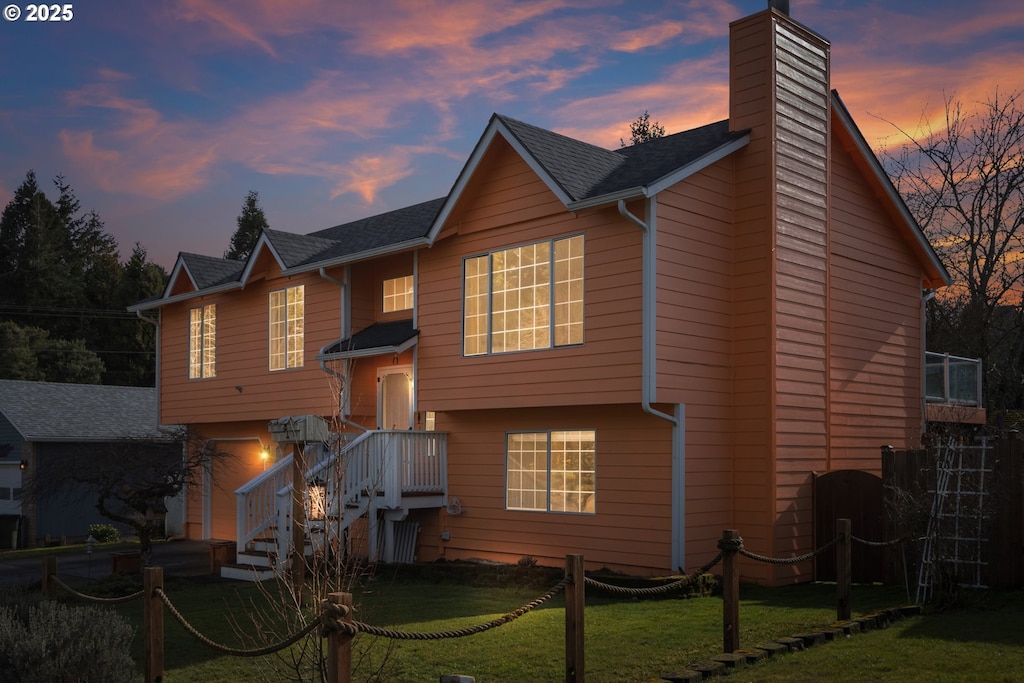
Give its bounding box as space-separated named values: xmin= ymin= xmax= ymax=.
xmin=0 ymin=380 xmax=177 ymax=442
xmin=319 ymin=319 xmax=419 ymax=360
xmin=426 ymin=114 xmax=750 ymax=237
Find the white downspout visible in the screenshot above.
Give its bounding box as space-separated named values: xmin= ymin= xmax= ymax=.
xmin=617 ymin=198 xmax=686 ymax=572
xmin=319 ymin=267 xmax=356 ymax=421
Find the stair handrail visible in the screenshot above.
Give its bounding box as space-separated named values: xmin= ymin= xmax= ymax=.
xmin=234 ymin=452 xmax=294 ymax=560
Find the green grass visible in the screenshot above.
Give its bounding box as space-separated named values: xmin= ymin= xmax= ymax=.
xmin=56 ymin=573 xmax=1024 ymax=682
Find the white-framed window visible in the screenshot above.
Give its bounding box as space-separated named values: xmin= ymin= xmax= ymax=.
xmin=269 ymin=284 xmax=304 ymax=371
xmin=188 ymin=303 xmax=216 ymax=379
xmin=463 ymin=234 xmax=584 ymax=356
xmin=506 ymin=429 xmax=596 ymax=514
xmin=383 ymin=275 xmax=414 ymax=313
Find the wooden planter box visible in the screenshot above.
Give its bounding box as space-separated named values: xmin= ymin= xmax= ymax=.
xmin=110 ymin=550 xmax=142 ymax=574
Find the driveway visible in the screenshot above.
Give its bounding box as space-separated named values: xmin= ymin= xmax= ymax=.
xmin=0 ymin=539 xmax=219 ymax=587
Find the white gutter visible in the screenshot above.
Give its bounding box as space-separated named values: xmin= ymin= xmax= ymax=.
xmin=617 ymin=198 xmax=686 ymax=572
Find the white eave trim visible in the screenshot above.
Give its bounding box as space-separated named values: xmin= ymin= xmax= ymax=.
xmin=830 ymin=91 xmax=951 ymax=286
xmin=283 ymin=237 xmax=431 ymax=275
xmin=567 ymin=134 xmax=750 ymax=211
xmin=425 ymin=117 xmax=574 ymax=244
xmin=317 ymin=334 xmax=418 ymax=362
xmin=128 ymin=281 xmax=244 ymax=312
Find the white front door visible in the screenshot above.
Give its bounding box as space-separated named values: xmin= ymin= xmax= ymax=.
xmin=378 ymin=366 xmax=413 ymax=430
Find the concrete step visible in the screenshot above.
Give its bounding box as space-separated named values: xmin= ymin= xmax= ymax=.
xmin=220 ymin=562 xmax=279 ymax=582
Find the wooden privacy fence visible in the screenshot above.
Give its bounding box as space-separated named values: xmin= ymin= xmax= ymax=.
xmin=40 ymin=521 xmax=900 ymax=683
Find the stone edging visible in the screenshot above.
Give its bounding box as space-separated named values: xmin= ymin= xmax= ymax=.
xmin=657 ymin=605 xmax=921 ymax=682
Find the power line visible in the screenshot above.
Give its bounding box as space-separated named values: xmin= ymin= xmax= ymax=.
xmin=0 ymin=305 xmax=139 ymax=320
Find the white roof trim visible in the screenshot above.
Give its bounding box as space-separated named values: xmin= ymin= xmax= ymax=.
xmin=317 ymin=334 xmax=418 ymax=361
xmin=238 ymin=232 xmax=289 ymax=284
xmin=646 ymin=134 xmax=750 ymax=196
xmin=426 ymin=117 xmax=573 ymax=244
xmin=830 ymin=91 xmax=950 ymax=286
xmin=128 ymin=280 xmax=243 ymax=312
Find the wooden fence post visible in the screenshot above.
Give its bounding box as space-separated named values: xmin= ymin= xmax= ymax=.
xmin=565 ymin=554 xmax=585 ymax=683
xmin=144 ymin=566 xmax=164 ymax=683
xmin=836 ymin=518 xmax=852 ymax=621
xmin=720 ymin=529 xmax=740 ymax=653
xmin=326 ymin=592 xmax=353 ymax=683
xmin=41 ymin=556 xmax=57 ymax=600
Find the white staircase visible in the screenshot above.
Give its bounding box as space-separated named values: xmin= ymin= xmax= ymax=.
xmin=224 ymin=430 xmax=446 ymax=581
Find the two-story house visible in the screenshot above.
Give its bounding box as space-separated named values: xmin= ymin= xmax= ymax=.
xmin=131 ymin=4 xmax=949 ymax=584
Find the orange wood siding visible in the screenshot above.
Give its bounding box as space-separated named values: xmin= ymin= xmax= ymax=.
xmin=349 ymin=253 xmax=415 ymax=330
xmin=417 ymin=137 xmax=643 ymax=412
xmin=829 ymin=138 xmax=924 ymax=469
xmin=429 ymin=405 xmax=674 ymax=574
xmin=652 ymin=169 xmax=737 ymax=571
xmin=183 ymin=420 xmax=273 ymax=541
xmin=160 ymin=266 xmax=341 ymax=425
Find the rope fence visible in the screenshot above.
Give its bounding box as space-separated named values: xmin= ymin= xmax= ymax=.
xmin=38 ymin=518 xmax=905 ymax=683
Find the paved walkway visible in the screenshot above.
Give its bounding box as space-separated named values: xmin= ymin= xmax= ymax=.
xmin=0 ymin=539 xmax=219 ymax=587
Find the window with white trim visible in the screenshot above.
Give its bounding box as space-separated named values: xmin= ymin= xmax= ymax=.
xmin=464 ymin=235 xmax=584 ymax=356
xmin=383 ymin=275 xmax=414 ymax=313
xmin=188 ymin=303 xmax=216 ymax=379
xmin=506 ymin=430 xmax=596 ymax=514
xmin=269 ymin=284 xmax=304 ymax=370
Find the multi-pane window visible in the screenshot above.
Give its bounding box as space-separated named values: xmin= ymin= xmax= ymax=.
xmin=506 ymin=430 xmax=596 ymax=514
xmin=188 ymin=304 xmax=216 ymax=379
xmin=463 ymin=235 xmax=584 ymax=356
xmin=383 ymin=275 xmax=414 ymax=313
xmin=269 ymin=285 xmax=304 ymax=371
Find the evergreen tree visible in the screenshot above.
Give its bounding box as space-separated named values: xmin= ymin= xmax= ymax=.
xmin=225 ymin=190 xmax=268 ymax=261
xmin=0 ymin=171 xmax=167 ymax=386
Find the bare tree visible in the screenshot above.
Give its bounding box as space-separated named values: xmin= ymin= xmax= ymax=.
xmin=883 ymin=89 xmax=1024 ymax=413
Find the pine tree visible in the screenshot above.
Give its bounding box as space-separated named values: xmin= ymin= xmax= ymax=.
xmin=225 ymin=190 xmax=269 ymax=261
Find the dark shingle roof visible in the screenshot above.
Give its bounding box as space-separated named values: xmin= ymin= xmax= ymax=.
xmin=305 ymin=197 xmax=445 ymax=263
xmin=263 ymin=229 xmax=339 ymax=269
xmin=0 ymin=380 xmax=177 ymax=441
xmin=180 ymin=253 xmax=245 ymax=289
xmin=321 ymin=320 xmax=418 ymax=356
xmin=149 ymin=117 xmax=744 ymax=302
xmin=496 ymin=115 xmax=626 ymax=201
xmin=497 ymin=115 xmax=746 ymax=202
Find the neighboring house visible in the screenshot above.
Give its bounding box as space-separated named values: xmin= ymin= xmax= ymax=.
xmin=130 ymin=5 xmax=952 ymax=584
xmin=0 ymin=379 xmax=181 ymax=546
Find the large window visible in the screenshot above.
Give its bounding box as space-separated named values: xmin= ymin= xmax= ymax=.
xmin=506 ymin=430 xmax=596 ymax=514
xmin=383 ymin=275 xmax=414 ymax=313
xmin=188 ymin=303 xmax=216 ymax=379
xmin=464 ymin=235 xmax=584 ymax=356
xmin=269 ymin=285 xmax=304 ymax=371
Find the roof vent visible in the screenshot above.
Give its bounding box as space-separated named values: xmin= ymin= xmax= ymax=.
xmin=768 ymin=0 xmax=790 ymax=15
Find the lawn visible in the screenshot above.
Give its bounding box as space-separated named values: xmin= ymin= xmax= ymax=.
xmin=36 ymin=569 xmax=1024 ymax=682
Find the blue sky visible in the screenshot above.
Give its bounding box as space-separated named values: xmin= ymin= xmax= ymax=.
xmin=1 ymin=0 xmax=1021 ymax=270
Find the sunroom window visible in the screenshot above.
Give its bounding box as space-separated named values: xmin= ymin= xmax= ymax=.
xmin=463 ymin=235 xmax=583 ymax=356
xmin=506 ymin=430 xmax=596 ymax=514
xmin=269 ymin=284 xmax=304 ymax=370
xmin=188 ymin=303 xmax=216 ymax=379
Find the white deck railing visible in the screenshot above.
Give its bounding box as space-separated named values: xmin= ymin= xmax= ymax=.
xmin=926 ymin=352 xmax=983 ymax=406
xmin=234 ymin=430 xmax=447 ymax=562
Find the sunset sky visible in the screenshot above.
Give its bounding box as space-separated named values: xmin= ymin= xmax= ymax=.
xmin=2 ymin=0 xmax=1022 ymax=270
